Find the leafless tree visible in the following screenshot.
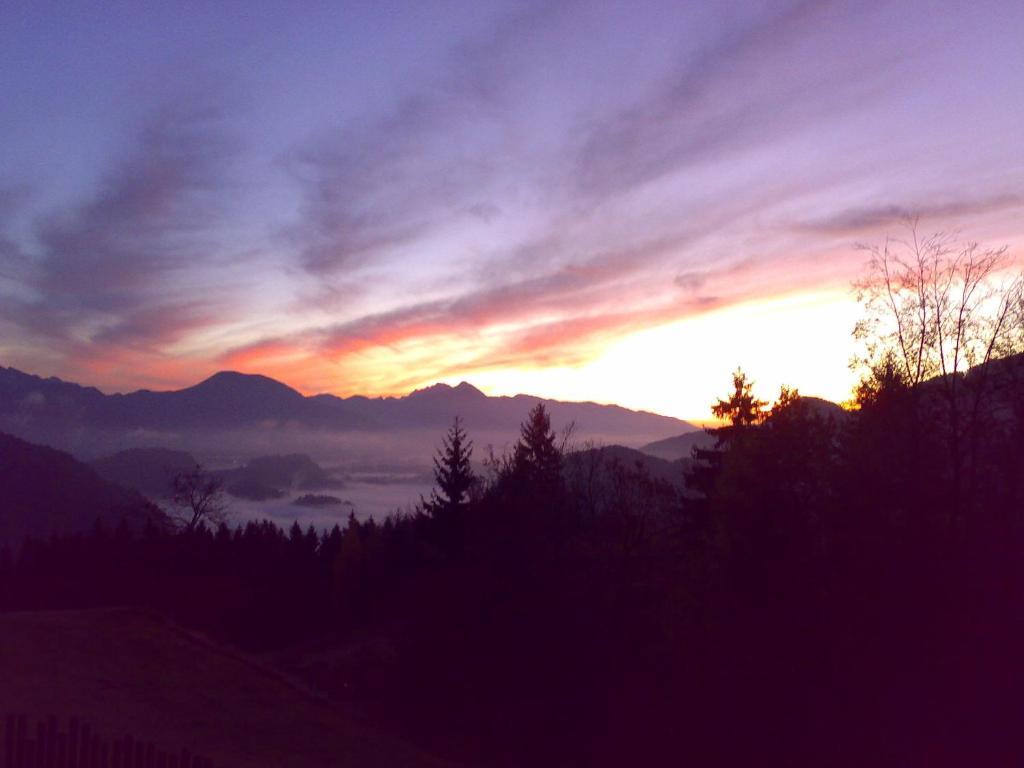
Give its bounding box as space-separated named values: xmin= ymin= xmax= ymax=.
xmin=853 ymin=219 xmax=1024 ymax=519
xmin=854 ymin=223 xmax=1021 ymax=384
xmin=557 ymin=420 xmax=578 ymax=456
xmin=171 ymin=464 xmax=227 ymax=531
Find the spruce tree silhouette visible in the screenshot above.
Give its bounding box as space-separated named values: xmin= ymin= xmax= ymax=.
xmin=501 ymin=403 xmax=570 ymax=555
xmin=685 ymin=368 xmax=767 ymax=534
xmin=512 ymin=403 xmax=563 ymax=490
xmin=711 ymin=367 xmax=767 ymax=433
xmin=427 ymin=416 xmax=475 ymax=519
xmin=426 ymin=416 xmax=475 ymax=557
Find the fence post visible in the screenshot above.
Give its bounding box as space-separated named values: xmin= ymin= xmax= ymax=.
xmin=15 ymin=714 xmax=27 ymax=768
xmin=66 ymin=720 xmax=77 ymax=768
xmin=2 ymin=720 xmax=213 ymax=768
xmin=54 ymin=735 xmax=66 ymax=768
xmin=79 ymin=725 xmax=91 ymax=768
xmin=44 ymin=716 xmax=56 ymax=768
xmin=4 ymin=713 xmax=14 ymax=768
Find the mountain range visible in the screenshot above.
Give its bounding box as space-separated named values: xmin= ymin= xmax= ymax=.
xmin=0 ymin=366 xmax=696 ymax=456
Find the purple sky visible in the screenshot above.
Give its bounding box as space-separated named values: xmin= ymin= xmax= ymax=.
xmin=1 ymin=0 xmax=1022 ymax=418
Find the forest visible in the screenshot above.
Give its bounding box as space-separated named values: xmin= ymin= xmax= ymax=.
xmin=3 ymin=231 xmax=1024 ymax=767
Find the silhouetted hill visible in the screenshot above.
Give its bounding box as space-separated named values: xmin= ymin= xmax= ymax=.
xmin=220 ymin=453 xmax=343 ymax=501
xmin=917 ymin=350 xmax=1024 ymax=422
xmin=786 ymin=395 xmax=848 ymax=421
xmin=235 ymin=454 xmax=341 ymax=489
xmin=224 ymin=477 xmax=286 ymax=501
xmin=0 ymin=432 xmax=169 ymax=546
xmin=639 ymin=396 xmax=848 ymax=461
xmin=567 ymin=444 xmax=686 ymax=489
xmin=0 ymin=366 xmax=694 ymax=448
xmin=639 ymin=431 xmax=716 ymax=462
xmin=91 ymin=447 xmax=198 ymax=499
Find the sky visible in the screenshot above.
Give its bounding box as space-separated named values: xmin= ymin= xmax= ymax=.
xmin=1 ymin=0 xmax=1022 ymax=420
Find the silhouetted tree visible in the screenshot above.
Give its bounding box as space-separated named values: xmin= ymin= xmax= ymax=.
xmin=171 ymin=464 xmax=227 ymax=531
xmin=512 ymin=403 xmax=563 ymax=490
xmin=769 ymin=384 xmax=801 ymax=418
xmin=685 ymin=369 xmax=766 ymax=531
xmin=426 ymin=416 xmax=475 ymax=521
xmin=423 ymin=417 xmax=475 ymax=558
xmin=854 ymin=222 xmax=1024 ymax=521
xmin=852 ymin=350 xmax=909 ymax=409
xmin=711 ymin=368 xmax=767 ymax=433
xmin=854 ymin=222 xmax=1022 ymax=386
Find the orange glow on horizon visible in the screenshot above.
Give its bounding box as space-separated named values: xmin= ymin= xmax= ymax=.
xmin=55 ymin=288 xmax=865 ymax=424
xmin=435 ymin=288 xmax=864 ymax=421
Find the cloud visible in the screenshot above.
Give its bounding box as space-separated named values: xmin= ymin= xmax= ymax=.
xmin=285 ymin=4 xmax=562 ymax=277
xmin=217 ymin=229 xmax=783 ymax=394
xmin=796 ymin=194 xmax=1024 ymax=236
xmin=272 ymin=0 xmax=918 ymax=377
xmin=570 ymin=1 xmax=866 ymax=202
xmin=674 ymin=271 xmax=708 ymax=292
xmin=0 ymin=186 xmax=32 ymax=284
xmin=3 ymin=93 xmax=240 ymax=359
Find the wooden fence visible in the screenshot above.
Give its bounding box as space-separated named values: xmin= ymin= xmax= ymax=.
xmin=2 ymin=715 xmax=226 ymax=768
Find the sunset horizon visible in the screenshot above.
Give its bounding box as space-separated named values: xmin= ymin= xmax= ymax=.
xmin=3 ymin=2 xmax=1022 ymax=422
xmin=6 ymin=282 xmax=866 ymax=423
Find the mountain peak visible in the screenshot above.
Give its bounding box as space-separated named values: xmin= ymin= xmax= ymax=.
xmin=408 ymin=381 xmax=486 ymax=400
xmin=453 ymin=381 xmax=485 ymax=397
xmin=189 ymin=370 xmax=302 ymax=398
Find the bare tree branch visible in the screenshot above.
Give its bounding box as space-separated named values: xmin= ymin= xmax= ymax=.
xmin=171 ymin=464 xmax=227 ymax=531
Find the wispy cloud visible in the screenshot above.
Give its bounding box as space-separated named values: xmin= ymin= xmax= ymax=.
xmin=285 ymin=3 xmax=563 ymax=278
xmin=2 ymin=93 xmax=241 ymax=365
xmin=796 ymin=194 xmax=1024 ymax=236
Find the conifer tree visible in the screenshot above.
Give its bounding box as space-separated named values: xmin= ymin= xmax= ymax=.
xmin=426 ymin=416 xmax=475 ymax=522
xmin=512 ymin=403 xmax=563 ymax=487
xmin=501 ymin=402 xmax=573 ymax=557
xmin=711 ymin=368 xmax=767 ymax=434
xmin=685 ymin=369 xmax=766 ymax=530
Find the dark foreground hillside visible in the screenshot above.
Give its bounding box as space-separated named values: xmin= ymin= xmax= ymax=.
xmin=5 ymin=354 xmax=1024 ymax=767
xmin=0 ymin=433 xmax=168 ymax=547
xmin=0 ymin=608 xmax=451 ymax=768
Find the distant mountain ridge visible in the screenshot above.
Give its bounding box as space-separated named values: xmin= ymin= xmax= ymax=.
xmin=0 ymin=366 xmax=695 ymax=445
xmin=639 ymin=431 xmax=716 ymax=462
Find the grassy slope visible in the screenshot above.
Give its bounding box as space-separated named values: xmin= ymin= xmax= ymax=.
xmin=0 ymin=608 xmax=453 ymax=768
